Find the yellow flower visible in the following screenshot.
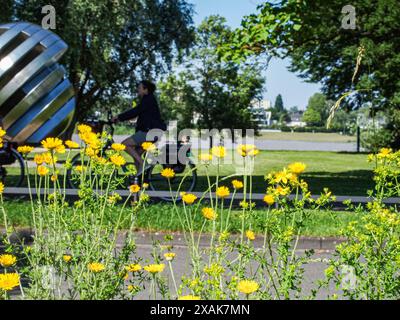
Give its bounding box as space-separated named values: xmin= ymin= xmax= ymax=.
xmin=202 ymin=207 xmax=217 ymax=221
xmin=112 ymin=143 xmax=126 ymax=152
xmin=178 ymin=295 xmax=201 ymax=300
xmin=77 ymin=124 xmax=92 ymax=134
xmin=164 ymin=252 xmax=176 ymax=261
xmin=0 ymin=273 xmax=20 ymax=291
xmin=85 ymin=147 xmax=99 ymax=158
xmin=0 ymin=128 xmax=6 ymax=138
xmin=42 ymin=152 xmax=57 ymax=165
xmin=110 ymin=154 xmax=126 ymax=167
xmin=41 ymin=137 xmax=65 ymax=153
xmin=125 ymin=264 xmax=142 ymax=272
xmin=144 ymin=264 xmax=165 ymax=274
xmin=216 ymin=186 xmax=230 ymax=199
xmin=182 ymin=193 xmax=197 ymax=205
xmin=263 ymin=194 xmax=275 ymax=206
xmin=199 ymin=153 xmax=213 ymax=162
xmin=248 ymin=148 xmax=260 ymax=157
xmin=274 ymin=169 xmax=291 ymax=184
xmin=232 ymin=180 xmax=244 ymax=190
xmin=37 ymin=165 xmax=49 ymax=176
xmin=65 ymin=140 xmax=80 ymax=149
xmin=238 ymin=280 xmax=259 ymax=295
xmin=34 ymin=154 xmax=44 ymax=165
xmin=0 ymin=182 xmax=4 ymax=194
xmin=161 ymin=168 xmax=175 ymax=179
xmin=51 ymin=174 xmax=58 ymax=182
xmin=0 ymin=254 xmax=17 ymax=267
xmin=142 ymin=142 xmax=156 ymax=152
xmin=88 ymin=262 xmax=105 ymax=273
xmin=17 ymin=145 xmax=34 ymax=154
xmin=378 ymin=148 xmax=392 ymax=158
xmin=211 ymin=146 xmax=226 ymax=158
xmin=237 ymin=144 xmax=259 ymax=157
xmin=276 ymin=186 xmax=290 ymax=196
xmin=288 ymin=162 xmax=307 ymax=175
xmin=63 ymin=255 xmax=72 ymax=263
xmin=129 ymin=184 xmax=141 ymax=193
xmin=75 ymin=165 xmax=84 ymax=172
xmin=142 ymin=183 xmax=149 ymax=189
xmin=80 ymin=131 xmax=99 ymax=147
xmin=246 ymin=230 xmax=256 ymax=241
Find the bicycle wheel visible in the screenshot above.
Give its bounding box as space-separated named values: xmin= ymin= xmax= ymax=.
xmin=0 ymin=148 xmax=25 ymax=188
xmin=147 ymin=161 xmax=197 ymax=202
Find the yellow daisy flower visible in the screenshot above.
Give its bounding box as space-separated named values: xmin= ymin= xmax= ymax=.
xmin=87 ymin=262 xmax=105 ymax=273
xmin=232 ymin=180 xmax=244 ymax=190
xmin=288 ymin=162 xmax=307 ymax=175
xmin=202 ymin=207 xmax=217 ymax=221
xmin=62 ymin=255 xmax=72 ymax=263
xmin=125 ymin=264 xmax=142 ymax=273
xmin=263 ymin=194 xmax=275 ymax=206
xmin=144 ymin=264 xmax=165 ymax=274
xmin=17 ymin=145 xmax=34 ymax=154
xmin=0 ymin=182 xmax=4 ymax=194
xmin=246 ymin=230 xmax=256 ymax=241
xmin=37 ymin=165 xmax=49 ymax=176
xmin=216 ymin=186 xmax=230 ymax=199
xmin=129 ymin=184 xmax=141 ymax=193
xmin=211 ymin=146 xmax=226 ymax=158
xmin=41 ymin=137 xmax=65 ymax=153
xmin=65 ymin=140 xmax=80 ymax=149
xmin=0 ymin=273 xmax=20 ymax=291
xmin=164 ymin=252 xmax=176 ymax=261
xmin=182 ymin=193 xmax=197 ymax=205
xmin=112 ymin=143 xmax=126 ymax=152
xmin=142 ymin=142 xmax=156 ymax=152
xmin=110 ymin=154 xmax=126 ymax=167
xmin=0 ymin=254 xmax=17 ymax=267
xmin=161 ymin=168 xmax=175 ymax=179
xmin=237 ymin=280 xmax=259 ymax=295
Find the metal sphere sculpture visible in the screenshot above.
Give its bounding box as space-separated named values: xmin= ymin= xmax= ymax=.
xmin=0 ymin=22 xmax=75 ymax=145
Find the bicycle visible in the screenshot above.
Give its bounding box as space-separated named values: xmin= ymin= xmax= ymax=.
xmin=0 ymin=140 xmax=25 ymax=188
xmin=65 ymin=112 xmax=197 ymax=201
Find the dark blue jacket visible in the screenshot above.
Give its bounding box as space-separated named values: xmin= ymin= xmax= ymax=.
xmin=117 ymin=94 xmax=166 ymax=132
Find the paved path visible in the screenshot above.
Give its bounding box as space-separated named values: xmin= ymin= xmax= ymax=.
xmin=72 ymin=135 xmax=357 ymax=152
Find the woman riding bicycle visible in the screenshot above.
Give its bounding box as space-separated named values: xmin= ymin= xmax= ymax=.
xmin=112 ymin=80 xmax=166 ymax=174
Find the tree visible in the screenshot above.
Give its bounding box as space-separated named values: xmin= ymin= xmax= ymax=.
xmin=302 ymin=93 xmax=328 ymax=126
xmin=4 ymin=0 xmax=195 ymax=136
xmin=274 ymin=94 xmax=284 ymax=112
xmin=159 ymin=16 xmax=265 ymax=134
xmin=220 ymin=0 xmax=400 ymax=148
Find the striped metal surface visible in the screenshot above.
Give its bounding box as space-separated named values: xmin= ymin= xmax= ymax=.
xmin=0 ymin=22 xmax=75 ymax=145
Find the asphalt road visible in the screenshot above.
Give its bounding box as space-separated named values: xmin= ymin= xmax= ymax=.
xmin=73 ymin=134 xmax=357 ymax=152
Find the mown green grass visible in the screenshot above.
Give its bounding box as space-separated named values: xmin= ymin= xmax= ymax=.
xmin=12 ymin=150 xmax=375 ymax=196
xmin=1 ymin=200 xmax=362 ymax=237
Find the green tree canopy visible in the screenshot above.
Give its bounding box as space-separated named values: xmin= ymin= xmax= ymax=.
xmin=219 ymin=0 xmax=400 ymax=148
xmin=274 ymin=94 xmax=284 ymax=112
xmin=3 ymin=0 xmax=195 ymax=135
xmin=302 ymin=93 xmax=328 ymax=126
xmin=159 ymin=16 xmax=265 ymax=133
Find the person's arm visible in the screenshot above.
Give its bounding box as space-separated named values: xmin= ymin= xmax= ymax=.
xmin=117 ymin=100 xmax=146 ymax=122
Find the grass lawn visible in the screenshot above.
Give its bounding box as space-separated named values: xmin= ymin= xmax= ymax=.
xmin=1 ymin=200 xmax=361 ymax=237
xmin=14 ymin=150 xmax=374 ymax=196
xmin=259 ymin=132 xmax=356 ymax=143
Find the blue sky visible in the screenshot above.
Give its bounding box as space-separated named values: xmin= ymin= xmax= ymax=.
xmin=188 ymin=0 xmax=322 ymax=110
